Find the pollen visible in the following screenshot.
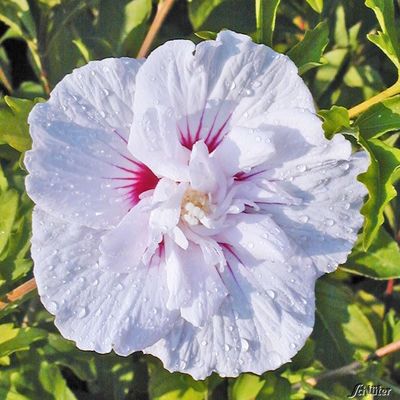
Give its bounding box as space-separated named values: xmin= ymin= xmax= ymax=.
xmin=181 ymin=189 xmax=209 ymax=225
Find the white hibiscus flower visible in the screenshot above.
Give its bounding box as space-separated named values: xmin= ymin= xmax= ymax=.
xmin=25 ymin=30 xmax=368 ymax=380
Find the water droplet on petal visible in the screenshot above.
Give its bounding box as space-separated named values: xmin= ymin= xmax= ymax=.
xmin=299 ymin=215 xmax=309 ymax=223
xmin=76 ymin=306 xmax=87 ymax=318
xmin=324 ymin=218 xmax=335 ymax=226
xmin=296 ymin=164 xmax=306 ymax=172
xmin=241 ymin=339 xmax=249 ymax=352
xmin=224 ymin=344 xmax=231 ymax=352
xmin=340 ymin=162 xmax=350 ymax=171
xmin=266 ymin=289 xmax=276 ymax=299
xmin=48 ymin=301 xmax=58 ymax=313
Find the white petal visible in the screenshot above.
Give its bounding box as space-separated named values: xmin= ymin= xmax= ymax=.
xmin=165 ymin=239 xmax=228 ymax=327
xmin=99 ymin=199 xmax=151 ymax=272
xmin=189 ymin=141 xmax=227 ymax=197
xmin=129 ymin=30 xmax=313 ymax=177
xmin=260 ymin=150 xmax=368 ymax=273
xmin=146 ymin=244 xmax=316 ymax=379
xmin=26 ymin=58 xmax=158 ymax=229
xmin=32 ymin=208 xmax=178 ymax=353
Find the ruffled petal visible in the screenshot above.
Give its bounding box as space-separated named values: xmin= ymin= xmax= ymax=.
xmin=26 ymin=58 xmax=158 ymax=229
xmin=32 ymin=208 xmax=178 ymax=354
xmin=146 ymin=237 xmax=316 ymax=379
xmin=165 ymin=238 xmax=228 ymax=327
xmin=129 ymin=30 xmax=313 ymax=177
xmin=259 ymin=150 xmax=368 ymax=273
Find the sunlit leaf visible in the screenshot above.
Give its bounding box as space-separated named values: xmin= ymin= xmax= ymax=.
xmin=355 ymin=95 xmax=400 ymax=139
xmin=319 ymin=106 xmax=352 ymax=139
xmin=343 ymin=228 xmax=400 ymax=279
xmin=255 ymin=0 xmax=281 ymax=47
xmin=305 ymin=0 xmax=323 ymax=13
xmin=148 ymin=362 xmax=207 ymax=400
xmin=230 ymin=373 xmax=264 ymax=400
xmin=0 ymin=324 xmax=47 ymax=357
xmin=0 ymin=189 xmax=18 ymax=256
xmin=0 ymin=96 xmax=42 ymax=152
xmin=365 ymin=0 xmax=400 ymax=68
xmin=358 ymin=138 xmax=400 ymax=249
xmin=314 ymin=279 xmax=377 ymax=368
xmin=287 ymin=21 xmax=329 ymax=75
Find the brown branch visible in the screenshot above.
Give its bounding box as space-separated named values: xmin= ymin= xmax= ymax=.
xmin=0 ymin=278 xmax=37 ymax=312
xmin=137 ymin=0 xmax=176 ymax=58
xmin=293 ymin=339 xmax=400 ymax=390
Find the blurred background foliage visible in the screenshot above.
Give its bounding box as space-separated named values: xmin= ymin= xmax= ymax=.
xmin=0 ymin=0 xmax=400 ymax=399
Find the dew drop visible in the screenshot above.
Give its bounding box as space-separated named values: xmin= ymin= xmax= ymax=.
xmin=299 ymin=215 xmax=309 ymax=223
xmin=324 ymin=218 xmax=335 ymax=226
xmin=201 ymin=340 xmax=208 ymax=346
xmin=252 ymin=80 xmax=262 ymax=88
xmin=296 ymin=164 xmax=306 ymax=172
xmin=230 ymin=81 xmax=236 ymax=90
xmin=340 ymin=161 xmax=350 ymax=171
xmin=290 ymin=343 xmax=296 ymax=349
xmin=48 ymin=301 xmax=58 ymax=313
xmin=266 ymin=289 xmax=276 ymax=299
xmin=76 ymin=306 xmax=87 ymax=318
xmin=241 ymin=339 xmax=249 ymax=352
xmin=224 ymin=344 xmax=231 ymax=352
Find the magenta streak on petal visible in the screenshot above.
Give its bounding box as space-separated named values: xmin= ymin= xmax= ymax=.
xmin=112 ymin=129 xmax=128 ymax=144
xmin=178 ymin=109 xmax=232 ymax=153
xmin=103 ymin=161 xmax=159 ymax=207
xmin=235 ymin=169 xmax=267 ymax=181
xmin=219 ymin=243 xmax=241 ymax=285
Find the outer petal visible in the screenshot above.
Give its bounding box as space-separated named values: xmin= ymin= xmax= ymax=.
xmin=32 ymin=208 xmax=178 ymax=354
xmin=145 ymin=240 xmax=316 ymax=379
xmin=26 ymin=58 xmax=158 ymax=229
xmin=260 ymin=151 xmax=368 ymax=274
xmin=129 ymin=30 xmax=313 ymax=178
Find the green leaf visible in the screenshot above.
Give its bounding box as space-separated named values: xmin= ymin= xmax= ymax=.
xmin=365 ymin=0 xmax=400 ymax=68
xmin=230 ymin=374 xmax=264 ymax=400
xmin=355 ymin=95 xmax=400 ymax=139
xmin=257 ymin=373 xmax=291 ymax=400
xmin=358 ymin=138 xmax=400 ymax=249
xmin=0 ymin=324 xmax=47 ymax=357
xmin=313 ymin=48 xmax=348 ymax=100
xmin=40 ymin=334 xmax=97 ymax=382
xmin=0 ymin=0 xmax=36 ymax=40
xmin=0 ymin=189 xmax=18 ymax=256
xmin=188 ymin=0 xmax=255 ymax=33
xmin=305 ymin=0 xmax=323 ymax=13
xmin=188 ymin=0 xmax=228 ymax=31
xmin=72 ymin=39 xmax=92 ymax=63
xmin=39 ymin=360 xmax=77 ymax=400
xmin=334 ymin=5 xmax=348 ymax=48
xmin=148 ymin=362 xmax=207 ymax=400
xmin=0 ymin=96 xmax=41 ymax=152
xmin=318 ymin=106 xmax=351 ymax=139
xmin=342 ymin=228 xmax=400 ymax=280
xmin=314 ymin=279 xmax=377 ymax=368
xmin=194 ymin=30 xmax=217 ymax=40
xmin=287 ymin=21 xmax=329 ymax=75
xmin=255 ymin=0 xmax=281 ymax=47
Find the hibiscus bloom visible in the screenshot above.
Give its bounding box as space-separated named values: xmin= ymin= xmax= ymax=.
xmin=25 ymin=31 xmax=367 ymax=379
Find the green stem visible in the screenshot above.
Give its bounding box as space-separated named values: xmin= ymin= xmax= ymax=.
xmin=348 ymin=80 xmax=400 ymax=119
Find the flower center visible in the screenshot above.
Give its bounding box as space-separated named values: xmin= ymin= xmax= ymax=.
xmin=181 ymin=188 xmax=209 ymax=226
